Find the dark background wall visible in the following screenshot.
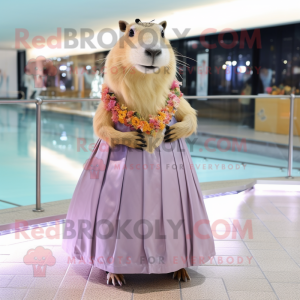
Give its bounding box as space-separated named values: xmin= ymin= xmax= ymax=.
xmin=170 ymin=23 xmax=300 ymax=96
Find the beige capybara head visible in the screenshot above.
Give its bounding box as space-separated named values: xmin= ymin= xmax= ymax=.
xmin=104 ymin=19 xmax=177 ymax=118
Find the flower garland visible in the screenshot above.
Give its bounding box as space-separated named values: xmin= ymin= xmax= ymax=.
xmin=101 ymin=80 xmax=183 ymax=136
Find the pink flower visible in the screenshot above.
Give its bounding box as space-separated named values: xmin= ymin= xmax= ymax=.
xmin=167 ymin=99 xmax=174 ymax=106
xmin=164 ymin=113 xmax=171 ymax=123
xmin=171 ymin=80 xmax=182 ymax=89
xmin=102 ymin=99 xmax=110 ymax=111
xmin=266 ymin=87 xmax=272 ymax=94
xmin=168 ymin=92 xmax=176 ymax=100
xmin=111 ymin=110 xmax=119 ymax=123
xmin=102 ymin=86 xmax=109 ymax=94
xmin=173 ymin=97 xmax=180 ymax=108
xmin=107 ymin=100 xmax=116 ymax=110
xmin=149 ymin=118 xmax=160 ymax=128
xmin=127 ymin=111 xmax=134 ymax=118
xmin=137 ymin=123 xmax=144 ymax=131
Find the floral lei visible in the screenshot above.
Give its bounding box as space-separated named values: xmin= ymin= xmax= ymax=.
xmin=101 ymin=80 xmax=183 ymax=136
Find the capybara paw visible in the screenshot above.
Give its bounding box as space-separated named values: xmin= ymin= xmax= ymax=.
xmin=107 ymin=272 xmax=126 ymax=286
xmin=173 ymin=268 xmax=191 ymax=282
xmin=121 ymin=131 xmax=147 ymax=150
xmin=164 ymin=123 xmax=186 ymax=143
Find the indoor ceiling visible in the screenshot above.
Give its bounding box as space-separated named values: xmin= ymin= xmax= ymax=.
xmin=1 ymin=0 xmax=300 ymax=58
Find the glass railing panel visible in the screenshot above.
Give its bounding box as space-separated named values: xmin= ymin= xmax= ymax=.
xmin=292 ymin=97 xmax=300 ymax=177
xmin=40 ymin=100 xmax=98 ymax=204
xmin=39 ymin=97 xmax=100 ymax=113
xmin=186 ymin=96 xmax=292 ymax=183
xmin=0 ymin=102 xmax=36 ymax=209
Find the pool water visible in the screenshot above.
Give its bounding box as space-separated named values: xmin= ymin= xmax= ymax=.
xmin=0 ymin=105 xmax=298 ymax=209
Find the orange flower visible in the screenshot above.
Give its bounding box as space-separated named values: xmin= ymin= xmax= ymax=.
xmin=131 ymin=117 xmax=140 ymax=127
xmin=159 ymin=123 xmax=165 ymax=130
xmin=143 ymin=122 xmax=151 ymax=132
xmin=113 ymin=103 xmax=121 ymax=111
xmin=158 ymin=112 xmax=166 ymax=119
xmin=118 ymin=110 xmax=127 ymax=118
xmin=119 ymin=117 xmax=125 ymax=124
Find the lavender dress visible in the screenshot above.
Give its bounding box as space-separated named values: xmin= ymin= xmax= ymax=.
xmin=62 ymin=117 xmax=215 ymax=274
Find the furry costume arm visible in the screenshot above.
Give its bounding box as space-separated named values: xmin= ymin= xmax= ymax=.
xmin=165 ymin=97 xmax=197 ymax=142
xmin=93 ymin=102 xmax=146 ymax=149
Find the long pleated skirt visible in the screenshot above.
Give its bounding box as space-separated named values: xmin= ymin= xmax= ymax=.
xmin=62 ymin=117 xmax=215 ymax=274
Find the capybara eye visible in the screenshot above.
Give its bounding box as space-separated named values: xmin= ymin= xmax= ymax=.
xmin=161 ymin=30 xmax=165 ymax=38
xmin=129 ymin=29 xmax=134 ymax=37
xmin=34 ymin=257 xmax=37 ymax=260
xmin=42 ymin=256 xmax=45 ymax=260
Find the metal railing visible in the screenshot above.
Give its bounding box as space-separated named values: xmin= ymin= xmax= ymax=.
xmin=0 ymin=94 xmax=299 ymax=212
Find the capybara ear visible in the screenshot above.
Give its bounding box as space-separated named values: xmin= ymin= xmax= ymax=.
xmin=159 ymin=21 xmax=167 ymax=30
xmin=119 ymin=20 xmax=129 ymax=32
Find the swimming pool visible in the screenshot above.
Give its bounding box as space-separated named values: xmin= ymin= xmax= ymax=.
xmin=0 ymin=104 xmax=299 ymax=209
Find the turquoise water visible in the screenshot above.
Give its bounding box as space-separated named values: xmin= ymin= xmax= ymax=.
xmin=0 ymin=105 xmax=299 ymax=209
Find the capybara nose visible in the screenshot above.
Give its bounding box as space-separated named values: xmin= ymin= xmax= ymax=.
xmin=145 ymin=49 xmax=162 ymax=58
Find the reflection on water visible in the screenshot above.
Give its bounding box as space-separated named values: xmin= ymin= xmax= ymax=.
xmin=0 ymin=105 xmax=96 ymax=208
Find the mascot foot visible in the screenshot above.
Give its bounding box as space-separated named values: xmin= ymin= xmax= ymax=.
xmin=173 ymin=268 xmax=191 ymax=282
xmin=107 ymin=272 xmax=126 ymax=286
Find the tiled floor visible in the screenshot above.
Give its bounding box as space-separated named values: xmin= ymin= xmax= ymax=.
xmin=1 ymin=187 xmax=300 ymax=300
